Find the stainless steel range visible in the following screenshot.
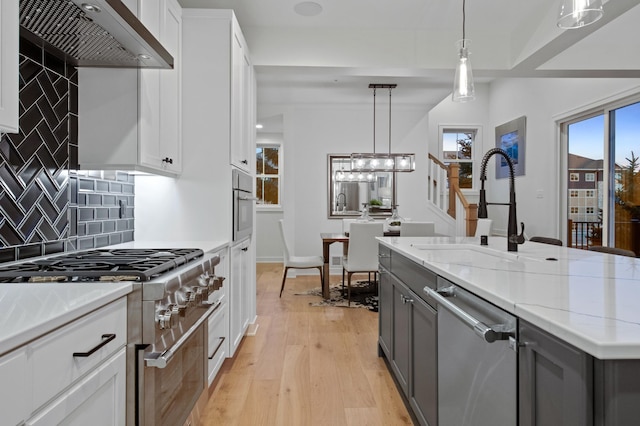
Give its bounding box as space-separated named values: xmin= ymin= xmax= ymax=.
xmin=0 ymin=248 xmax=225 ymax=426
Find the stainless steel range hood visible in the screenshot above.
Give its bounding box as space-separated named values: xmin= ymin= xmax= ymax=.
xmin=19 ymin=0 xmax=173 ymax=69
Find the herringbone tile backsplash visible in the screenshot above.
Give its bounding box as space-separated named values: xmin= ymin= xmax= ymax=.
xmin=0 ymin=38 xmax=135 ymax=262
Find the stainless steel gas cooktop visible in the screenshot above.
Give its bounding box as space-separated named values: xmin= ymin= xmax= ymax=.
xmin=0 ymin=248 xmax=204 ymax=282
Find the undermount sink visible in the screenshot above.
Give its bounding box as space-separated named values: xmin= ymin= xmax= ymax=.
xmin=410 ymin=244 xmax=533 ymax=263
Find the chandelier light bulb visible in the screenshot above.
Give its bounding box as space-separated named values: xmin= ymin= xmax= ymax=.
xmin=452 ymin=40 xmax=475 ymax=102
xmin=367 ymin=173 xmax=374 ymax=181
xmin=385 ymin=158 xmax=394 ymax=167
xmin=356 ymin=159 xmax=365 ymax=167
xmin=400 ymin=157 xmax=408 ymax=167
xmin=371 ymin=159 xmax=379 ymax=167
xmin=557 ymin=0 xmax=603 ymax=29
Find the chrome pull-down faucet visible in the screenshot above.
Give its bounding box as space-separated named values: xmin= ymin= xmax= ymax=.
xmin=478 ymin=148 xmax=525 ymax=252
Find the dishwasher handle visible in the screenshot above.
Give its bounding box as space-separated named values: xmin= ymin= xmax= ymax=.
xmin=424 ymin=286 xmax=512 ymax=343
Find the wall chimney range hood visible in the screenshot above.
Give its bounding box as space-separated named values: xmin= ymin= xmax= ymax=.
xmin=19 ymin=0 xmax=173 ymax=69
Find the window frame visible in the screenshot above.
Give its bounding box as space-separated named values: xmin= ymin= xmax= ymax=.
xmin=256 ymin=142 xmax=282 ymax=209
xmin=439 ymin=125 xmax=482 ymax=192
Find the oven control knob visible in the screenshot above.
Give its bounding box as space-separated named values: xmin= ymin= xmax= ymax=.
xmin=183 ymin=290 xmax=195 ymax=308
xmin=157 ymin=308 xmax=176 ymax=330
xmin=209 ymin=275 xmax=225 ymax=292
xmin=189 ymin=287 xmax=204 ymax=305
xmin=194 ymin=286 xmax=209 ymax=301
xmin=171 ymin=304 xmax=187 ymax=317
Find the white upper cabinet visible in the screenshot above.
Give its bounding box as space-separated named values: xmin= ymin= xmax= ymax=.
xmin=78 ymin=0 xmax=182 ymax=177
xmin=139 ymin=0 xmax=182 ymax=175
xmin=0 ymin=0 xmax=19 ymax=134
xmin=230 ymin=27 xmax=255 ymax=173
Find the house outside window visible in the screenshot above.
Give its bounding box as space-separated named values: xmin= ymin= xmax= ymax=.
xmin=585 ymin=173 xmax=595 ymax=182
xmin=256 ymin=144 xmax=281 ymax=207
xmin=570 ymin=173 xmax=579 ymax=181
xmin=441 ymin=127 xmax=479 ymax=190
xmin=570 ymin=190 xmax=579 ymax=197
xmin=571 ymin=207 xmax=579 ymax=214
xmin=586 ymin=207 xmax=595 ymax=214
xmin=586 ymin=190 xmax=595 ymax=197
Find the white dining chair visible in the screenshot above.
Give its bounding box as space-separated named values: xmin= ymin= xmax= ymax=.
xmin=278 ymin=219 xmax=324 ymax=297
xmin=475 ymin=219 xmax=493 ymax=237
xmin=342 ymin=218 xmax=357 ymax=234
xmin=400 ymin=221 xmax=435 ymax=236
xmin=342 ymin=221 xmax=384 ymax=305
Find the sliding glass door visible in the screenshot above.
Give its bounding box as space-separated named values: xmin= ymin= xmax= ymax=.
xmin=565 ymin=100 xmax=640 ymax=255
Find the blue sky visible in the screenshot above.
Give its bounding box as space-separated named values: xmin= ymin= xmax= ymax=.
xmin=569 ymin=102 xmax=640 ymax=167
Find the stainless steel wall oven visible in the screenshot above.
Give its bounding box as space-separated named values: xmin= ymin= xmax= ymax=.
xmin=232 ymin=168 xmax=255 ymax=242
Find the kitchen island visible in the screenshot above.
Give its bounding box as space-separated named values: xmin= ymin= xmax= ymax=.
xmin=378 ymin=236 xmax=640 ymax=426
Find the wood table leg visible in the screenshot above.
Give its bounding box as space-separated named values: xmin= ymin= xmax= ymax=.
xmin=322 ymin=241 xmax=330 ymax=299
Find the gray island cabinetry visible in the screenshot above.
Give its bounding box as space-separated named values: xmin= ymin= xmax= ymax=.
xmin=378 ymin=245 xmax=437 ymax=426
xmin=378 ymin=238 xmax=640 ymax=426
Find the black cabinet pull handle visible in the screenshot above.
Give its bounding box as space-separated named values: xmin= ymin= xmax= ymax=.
xmin=73 ymin=334 xmax=116 ymax=357
xmin=162 ymin=157 xmax=173 ymax=164
xmin=241 ymin=159 xmax=248 ymax=164
xmin=241 ymin=247 xmax=248 ymax=252
xmin=208 ymin=337 xmax=226 ymax=359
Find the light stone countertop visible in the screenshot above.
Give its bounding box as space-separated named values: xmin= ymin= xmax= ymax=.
xmin=0 ymin=240 xmax=230 ymax=357
xmin=378 ymin=236 xmax=640 ymax=359
xmin=0 ymin=282 xmax=132 ymax=357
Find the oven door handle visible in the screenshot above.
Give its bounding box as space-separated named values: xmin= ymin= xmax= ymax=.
xmin=144 ymin=299 xmax=222 ymax=368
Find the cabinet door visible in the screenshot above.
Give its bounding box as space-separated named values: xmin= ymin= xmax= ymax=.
xmin=230 ymin=25 xmax=253 ymax=171
xmin=139 ymin=0 xmax=182 ymax=175
xmin=519 ymin=320 xmax=593 ymax=426
xmin=229 ymin=239 xmax=249 ymax=355
xmin=410 ymin=293 xmax=438 ymax=426
xmin=378 ymin=267 xmax=393 ymax=358
xmin=25 ymin=348 xmax=126 ymax=426
xmin=0 ymin=0 xmax=18 ymax=133
xmin=391 ymin=275 xmax=411 ymax=396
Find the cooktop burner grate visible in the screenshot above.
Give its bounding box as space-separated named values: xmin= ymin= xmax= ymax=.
xmin=0 ymin=248 xmax=204 ymax=282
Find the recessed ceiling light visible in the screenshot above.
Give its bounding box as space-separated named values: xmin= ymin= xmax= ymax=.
xmin=294 ymin=2 xmax=323 ymax=17
xmin=256 ymin=124 xmax=263 ymax=129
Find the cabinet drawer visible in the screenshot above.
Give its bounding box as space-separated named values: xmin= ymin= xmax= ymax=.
xmin=378 ymin=244 xmax=391 ymax=270
xmin=208 ymin=302 xmax=228 ymax=386
xmin=0 ymin=347 xmax=29 ymax=426
xmin=391 ymin=251 xmax=437 ymax=304
xmin=30 ymin=297 xmax=127 ymax=411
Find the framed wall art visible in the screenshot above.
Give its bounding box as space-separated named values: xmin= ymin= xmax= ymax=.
xmin=494 ymin=116 xmax=526 ymax=179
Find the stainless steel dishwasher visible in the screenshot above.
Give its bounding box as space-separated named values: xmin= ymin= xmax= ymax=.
xmin=424 ymin=277 xmax=518 ymax=426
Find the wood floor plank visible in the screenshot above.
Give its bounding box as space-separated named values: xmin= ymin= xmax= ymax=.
xmin=200 ymin=263 xmax=412 ymax=426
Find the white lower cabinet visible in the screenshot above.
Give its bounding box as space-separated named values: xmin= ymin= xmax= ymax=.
xmin=0 ymin=297 xmax=127 ymax=425
xmin=25 ymin=347 xmax=126 ymax=426
xmin=229 ymin=237 xmax=254 ymax=356
xmin=0 ymin=347 xmax=29 ymax=426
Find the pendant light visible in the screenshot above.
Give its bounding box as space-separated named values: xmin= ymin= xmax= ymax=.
xmin=557 ymin=0 xmax=603 ymax=29
xmin=350 ymin=84 xmax=416 ymax=173
xmin=452 ymin=0 xmax=475 ymax=102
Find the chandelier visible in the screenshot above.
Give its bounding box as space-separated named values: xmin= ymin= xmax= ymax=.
xmin=350 ymin=84 xmax=415 ymax=173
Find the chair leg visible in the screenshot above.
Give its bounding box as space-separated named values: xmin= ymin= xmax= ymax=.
xmin=347 ymin=272 xmax=352 ymax=306
xmin=342 ymin=267 xmax=345 ymax=296
xmin=279 ymin=267 xmax=289 ymax=297
xmin=317 ymin=266 xmax=323 ymax=288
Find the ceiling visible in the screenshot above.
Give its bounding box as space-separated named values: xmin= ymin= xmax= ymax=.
xmin=178 ymin=0 xmax=640 ymax=111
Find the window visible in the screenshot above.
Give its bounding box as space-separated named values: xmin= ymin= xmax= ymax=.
xmin=564 ymin=98 xmax=640 ymax=253
xmin=571 ymin=207 xmax=579 ymax=214
xmin=256 ymin=144 xmax=281 ymax=206
xmin=441 ymin=127 xmax=479 ymax=189
xmin=570 ymin=190 xmax=579 ymax=197
xmin=570 ymin=173 xmax=579 ymax=181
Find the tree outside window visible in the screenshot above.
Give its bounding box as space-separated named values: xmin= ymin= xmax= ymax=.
xmin=442 ymin=128 xmax=476 ymax=189
xmin=256 ymin=145 xmax=280 ymax=206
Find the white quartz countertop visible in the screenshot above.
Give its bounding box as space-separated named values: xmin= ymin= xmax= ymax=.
xmin=0 ymin=282 xmax=132 ymax=357
xmin=104 ymin=239 xmax=229 ymax=253
xmin=378 ymin=236 xmax=640 ymax=359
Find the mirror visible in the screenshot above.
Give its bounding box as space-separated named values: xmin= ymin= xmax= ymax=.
xmin=328 ymin=154 xmax=396 ymax=218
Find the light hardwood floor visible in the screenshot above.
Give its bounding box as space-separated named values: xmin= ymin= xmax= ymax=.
xmin=200 ymin=263 xmax=413 ymax=426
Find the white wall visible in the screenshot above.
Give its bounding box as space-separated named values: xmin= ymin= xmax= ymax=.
xmin=430 ymin=78 xmax=640 ymax=240
xmin=259 ymin=102 xmax=432 ymax=274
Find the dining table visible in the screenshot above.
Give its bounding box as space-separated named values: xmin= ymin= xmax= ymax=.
xmin=320 ymin=230 xmax=400 ymax=299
